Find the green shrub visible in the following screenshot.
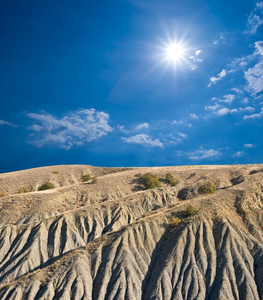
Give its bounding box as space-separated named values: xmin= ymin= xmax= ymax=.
xmin=38 ymin=182 xmax=55 ymax=191
xmin=91 ymin=176 xmax=98 ymax=184
xmin=198 ymin=181 xmax=216 ymax=194
xmin=18 ymin=187 xmax=30 ymax=193
xmin=169 ymin=217 xmax=181 ymax=227
xmin=142 ymin=173 xmax=161 ymax=189
xmin=81 ymin=174 xmax=92 ymax=182
xmin=165 ymin=173 xmax=177 ymax=186
xmin=183 ymin=205 xmax=197 ymax=217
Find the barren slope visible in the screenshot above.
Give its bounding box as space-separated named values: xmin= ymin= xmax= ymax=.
xmin=0 ymin=164 xmax=263 ymax=300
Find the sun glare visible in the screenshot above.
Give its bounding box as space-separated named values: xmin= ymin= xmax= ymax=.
xmin=165 ymin=43 xmax=185 ymax=64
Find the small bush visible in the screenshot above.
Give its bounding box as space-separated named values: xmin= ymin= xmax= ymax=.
xmin=81 ymin=174 xmax=92 ymax=182
xmin=165 ymin=173 xmax=177 ymax=186
xmin=142 ymin=173 xmax=161 ymax=189
xmin=91 ymin=176 xmax=98 ymax=184
xmin=183 ymin=205 xmax=197 ymax=217
xmin=0 ymin=192 xmax=7 ymax=197
xmin=38 ymin=182 xmax=55 ymax=191
xmin=198 ymin=182 xmax=216 ymax=194
xmin=52 ymin=170 xmax=60 ymax=174
xmin=18 ymin=187 xmax=30 ymax=193
xmin=169 ymin=217 xmax=181 ymax=227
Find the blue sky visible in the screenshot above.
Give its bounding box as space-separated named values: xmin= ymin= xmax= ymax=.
xmin=0 ymin=0 xmax=263 ymax=172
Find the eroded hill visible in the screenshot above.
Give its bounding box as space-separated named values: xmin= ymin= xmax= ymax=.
xmin=0 ymin=164 xmax=262 ymax=300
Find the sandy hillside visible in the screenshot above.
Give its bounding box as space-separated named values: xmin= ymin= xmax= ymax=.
xmin=0 ymin=164 xmax=263 ymax=300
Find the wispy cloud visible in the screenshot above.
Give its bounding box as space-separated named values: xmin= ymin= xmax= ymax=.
xmin=213 ymin=35 xmax=225 ymax=45
xmin=245 ymin=2 xmax=263 ymax=35
xmin=190 ymin=148 xmax=221 ymax=160
xmin=208 ymin=69 xmax=228 ymax=87
xmin=205 ymin=104 xmax=221 ymax=111
xmin=172 ymin=120 xmax=184 ymax=125
xmin=232 ymin=88 xmax=243 ymax=94
xmin=245 ymin=61 xmax=263 ymax=94
xmin=208 ymin=42 xmax=259 ymax=89
xmin=189 ymin=113 xmax=198 ymax=119
xmin=121 ymin=133 xmax=163 ymax=147
xmin=27 ymin=109 xmax=113 ymax=149
xmin=0 ymin=120 xmax=17 ymax=127
xmin=136 ymin=122 xmax=149 ymax=130
xmin=189 ymin=49 xmax=204 ymax=70
xmin=178 ymin=132 xmax=187 ymax=138
xmin=243 ymin=107 xmax=263 ymax=119
xmin=232 ymin=151 xmax=244 ymax=157
xmin=206 ymin=104 xmax=255 ymax=117
xmin=244 ymin=143 xmax=254 ymax=148
xmin=244 ymin=42 xmax=263 ymax=94
xmin=215 ymin=107 xmax=238 ymax=116
xmin=218 ymin=94 xmax=235 ymax=104
xmin=242 ymin=106 xmax=255 ymax=112
xmin=117 ymin=124 xmax=130 ymax=134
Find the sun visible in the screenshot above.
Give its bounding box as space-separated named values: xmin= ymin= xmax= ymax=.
xmin=165 ymin=42 xmax=185 ymax=64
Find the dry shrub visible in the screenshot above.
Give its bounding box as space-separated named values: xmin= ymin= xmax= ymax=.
xmin=38 ymin=182 xmax=55 ymax=191
xmin=142 ymin=173 xmax=161 ymax=189
xmin=169 ymin=217 xmax=181 ymax=227
xmin=183 ymin=205 xmax=197 ymax=217
xmin=91 ymin=176 xmax=98 ymax=184
xmin=198 ymin=182 xmax=216 ymax=194
xmin=18 ymin=187 xmax=30 ymax=193
xmin=81 ymin=174 xmax=92 ymax=182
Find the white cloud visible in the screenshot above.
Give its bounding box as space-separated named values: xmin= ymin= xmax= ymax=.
xmin=219 ymin=94 xmax=235 ymax=104
xmin=232 ymin=88 xmax=243 ymax=93
xmin=136 ymin=122 xmax=149 ymax=130
xmin=232 ymin=151 xmax=244 ymax=157
xmin=27 ymin=109 xmax=113 ymax=149
xmin=209 ymin=41 xmax=261 ymax=90
xmin=118 ymin=124 xmax=130 ymax=134
xmin=244 ymin=143 xmax=254 ymax=148
xmin=243 ymin=108 xmax=263 ymax=119
xmin=190 ymin=148 xmax=220 ymax=160
xmin=208 ymin=69 xmax=227 ymax=87
xmin=178 ymin=132 xmax=187 ymax=138
xmin=242 ymin=97 xmax=249 ymax=104
xmin=255 ymin=41 xmax=263 ymax=56
xmin=229 ymin=55 xmax=254 ymax=70
xmin=245 ymin=61 xmax=263 ymax=94
xmin=213 ymin=35 xmax=225 ymax=45
xmin=205 ymin=104 xmax=220 ymax=111
xmin=246 ymin=13 xmax=263 ymax=35
xmin=189 ymin=113 xmax=198 ymax=119
xmin=121 ymin=133 xmax=163 ymax=147
xmin=215 ymin=108 xmax=229 ymax=116
xmin=215 ymin=108 xmax=238 ymax=116
xmin=0 ymin=120 xmax=17 ymax=127
xmin=243 ymin=106 xmax=255 ymax=112
xmin=246 ymin=2 xmax=263 ymax=34
xmin=189 ymin=50 xmax=203 ymax=69
xmin=172 ymin=120 xmax=184 ymax=125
